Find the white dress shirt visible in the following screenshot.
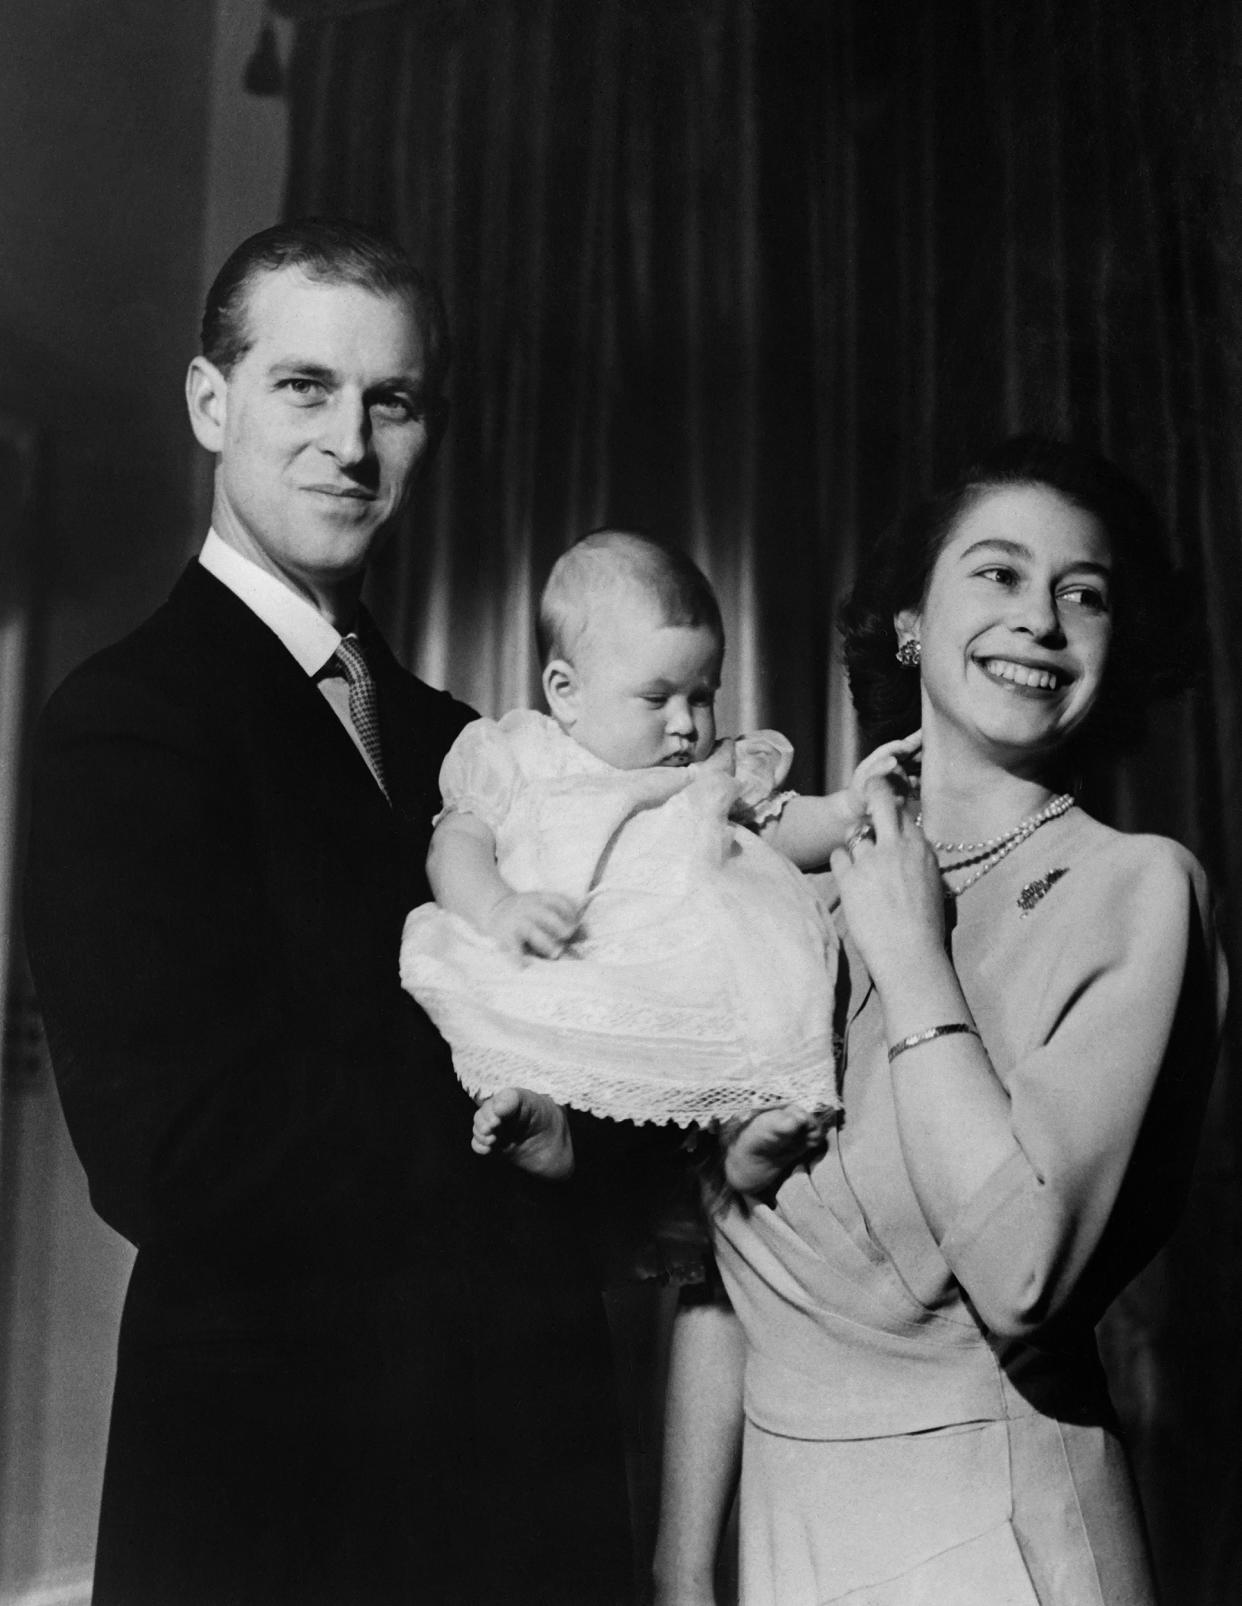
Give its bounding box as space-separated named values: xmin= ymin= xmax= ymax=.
xmin=198 ymin=529 xmax=386 ymax=792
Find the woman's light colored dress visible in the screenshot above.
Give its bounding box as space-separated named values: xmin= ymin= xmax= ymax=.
xmin=400 ymin=710 xmax=840 ymax=1126
xmin=713 ymin=809 xmax=1226 ymax=1604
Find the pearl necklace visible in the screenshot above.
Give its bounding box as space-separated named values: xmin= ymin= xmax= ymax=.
xmin=916 ymin=792 xmax=1075 ymax=898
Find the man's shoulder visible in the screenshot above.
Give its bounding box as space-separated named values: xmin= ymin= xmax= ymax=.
xmin=55 ymin=561 xmax=242 ymax=672
xmin=39 ymin=565 xmax=306 ymax=738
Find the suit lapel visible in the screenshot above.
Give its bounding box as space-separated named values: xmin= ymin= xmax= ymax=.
xmin=169 ymin=564 xmax=398 ymax=833
xmin=165 ymin=567 xmax=469 ymax=915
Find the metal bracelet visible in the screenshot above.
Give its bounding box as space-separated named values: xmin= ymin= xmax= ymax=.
xmin=887 ymin=1022 xmax=980 ymax=1063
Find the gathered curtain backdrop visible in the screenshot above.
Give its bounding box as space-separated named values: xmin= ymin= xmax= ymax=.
xmin=279 ymin=1 xmax=1242 ymax=1600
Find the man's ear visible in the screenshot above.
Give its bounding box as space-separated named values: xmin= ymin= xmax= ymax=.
xmin=186 ymin=356 xmax=227 ymax=453
xmin=542 ymin=658 xmax=580 ymax=725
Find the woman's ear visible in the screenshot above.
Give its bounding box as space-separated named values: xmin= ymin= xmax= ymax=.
xmin=894 ymin=608 xmax=922 ymax=651
xmin=542 ymin=659 xmax=579 ymax=724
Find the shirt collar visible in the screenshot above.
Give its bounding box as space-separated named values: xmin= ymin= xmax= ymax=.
xmin=198 ymin=529 xmax=344 ymax=676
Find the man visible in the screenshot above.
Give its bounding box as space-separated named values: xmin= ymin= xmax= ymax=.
xmin=24 ymin=220 xmax=635 ymax=1606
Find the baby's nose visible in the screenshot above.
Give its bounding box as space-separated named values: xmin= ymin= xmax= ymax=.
xmin=665 ymin=699 xmax=694 ymax=734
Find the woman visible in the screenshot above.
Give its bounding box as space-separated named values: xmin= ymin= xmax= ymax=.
xmin=654 ymin=437 xmax=1226 ymax=1605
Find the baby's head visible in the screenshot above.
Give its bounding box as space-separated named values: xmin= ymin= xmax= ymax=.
xmin=538 ymin=531 xmax=725 ymax=770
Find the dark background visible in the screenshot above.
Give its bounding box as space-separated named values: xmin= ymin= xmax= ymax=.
xmin=2 ymin=3 xmax=1239 ymax=1601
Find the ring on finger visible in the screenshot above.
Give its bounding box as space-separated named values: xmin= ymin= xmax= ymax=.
xmin=845 ymin=821 xmax=877 ymax=857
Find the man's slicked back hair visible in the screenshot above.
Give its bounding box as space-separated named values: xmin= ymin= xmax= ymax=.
xmin=200 ymin=217 xmax=451 ymax=393
xmin=537 ymin=530 xmax=724 ymax=666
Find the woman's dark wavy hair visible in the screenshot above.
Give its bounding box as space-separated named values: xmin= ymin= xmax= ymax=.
xmin=840 ymin=435 xmax=1198 ymax=756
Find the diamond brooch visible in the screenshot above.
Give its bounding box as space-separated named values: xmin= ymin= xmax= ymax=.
xmin=1017 ymin=867 xmax=1068 ymax=916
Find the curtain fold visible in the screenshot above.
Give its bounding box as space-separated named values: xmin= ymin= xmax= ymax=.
xmin=284 ymin=4 xmax=1242 ymax=1599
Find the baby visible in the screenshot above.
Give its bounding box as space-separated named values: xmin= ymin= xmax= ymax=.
xmin=400 ymin=531 xmax=913 ymax=1192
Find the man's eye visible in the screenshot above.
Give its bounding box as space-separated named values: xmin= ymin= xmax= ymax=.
xmin=280 ymin=378 xmax=324 ymax=401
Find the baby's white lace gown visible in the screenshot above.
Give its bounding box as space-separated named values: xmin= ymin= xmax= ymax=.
xmin=400 ymin=711 xmax=840 ymax=1126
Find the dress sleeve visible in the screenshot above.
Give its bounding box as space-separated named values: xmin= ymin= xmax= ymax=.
xmin=939 ymin=839 xmax=1227 ymax=1341
xmin=731 ymin=730 xmax=796 ymax=826
xmin=436 ymin=717 xmax=521 ymax=833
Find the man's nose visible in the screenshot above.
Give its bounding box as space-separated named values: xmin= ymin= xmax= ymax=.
xmin=321 ymin=397 xmax=372 ymax=466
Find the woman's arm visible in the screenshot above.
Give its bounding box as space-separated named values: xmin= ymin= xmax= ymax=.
xmin=830 ymin=780 xmax=1225 ymax=1338
xmin=829 ymin=780 xmax=1016 ymax=1232
xmin=653 ymin=1295 xmax=746 ymax=1606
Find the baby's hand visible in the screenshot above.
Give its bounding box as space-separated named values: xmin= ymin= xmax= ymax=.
xmin=472 ymin=1087 xmax=574 ymax=1180
xmin=722 ymin=1104 xmax=831 ymax=1196
xmin=846 ymin=731 xmax=921 ymax=816
xmin=485 ymin=890 xmax=581 ymax=958
xmin=701 ymin=737 xmax=737 ymax=775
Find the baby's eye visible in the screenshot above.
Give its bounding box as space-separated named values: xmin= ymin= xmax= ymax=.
xmin=642 ymin=694 xmax=667 ymax=708
xmin=690 ymin=690 xmax=716 ymax=708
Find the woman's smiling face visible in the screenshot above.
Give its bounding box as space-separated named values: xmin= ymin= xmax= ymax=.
xmin=898 ymin=483 xmax=1114 ymax=767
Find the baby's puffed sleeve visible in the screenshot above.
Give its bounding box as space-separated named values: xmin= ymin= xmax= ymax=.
xmin=435 ymin=717 xmax=521 ymax=834
xmin=731 ymin=729 xmax=796 ymax=826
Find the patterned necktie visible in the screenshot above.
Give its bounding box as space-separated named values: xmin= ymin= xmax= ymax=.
xmin=329 ymin=635 xmax=390 ymax=801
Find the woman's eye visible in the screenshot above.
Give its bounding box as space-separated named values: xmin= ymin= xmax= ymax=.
xmin=1061 ymin=585 xmax=1110 ymax=613
xmin=976 ymin=566 xmax=1018 ymax=587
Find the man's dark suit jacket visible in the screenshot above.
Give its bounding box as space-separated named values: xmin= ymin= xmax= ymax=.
xmin=23 ymin=562 xmax=635 ymax=1606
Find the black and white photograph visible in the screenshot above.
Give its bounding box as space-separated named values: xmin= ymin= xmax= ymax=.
xmin=1 ymin=2 xmax=1240 ymax=1603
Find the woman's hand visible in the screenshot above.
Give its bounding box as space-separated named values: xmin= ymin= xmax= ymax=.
xmin=828 ymin=775 xmax=945 ymax=990
xmin=829 ymin=778 xmax=1016 ymax=1236
xmin=844 ymin=730 xmax=921 ymax=818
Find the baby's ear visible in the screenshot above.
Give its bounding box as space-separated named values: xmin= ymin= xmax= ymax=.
xmin=542 ymin=659 xmax=579 ymax=724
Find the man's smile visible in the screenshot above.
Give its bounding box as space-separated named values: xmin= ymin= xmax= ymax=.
xmin=304 ymin=482 xmax=376 ymax=499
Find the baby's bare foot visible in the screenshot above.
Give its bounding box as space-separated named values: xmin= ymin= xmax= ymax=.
xmin=472 ymin=1087 xmax=574 ymax=1180
xmin=723 ymin=1105 xmax=829 ymax=1196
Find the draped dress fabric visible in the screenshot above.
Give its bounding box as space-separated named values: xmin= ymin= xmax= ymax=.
xmin=400 ymin=710 xmax=840 ymax=1126
xmin=712 ymin=809 xmax=1226 ymax=1605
